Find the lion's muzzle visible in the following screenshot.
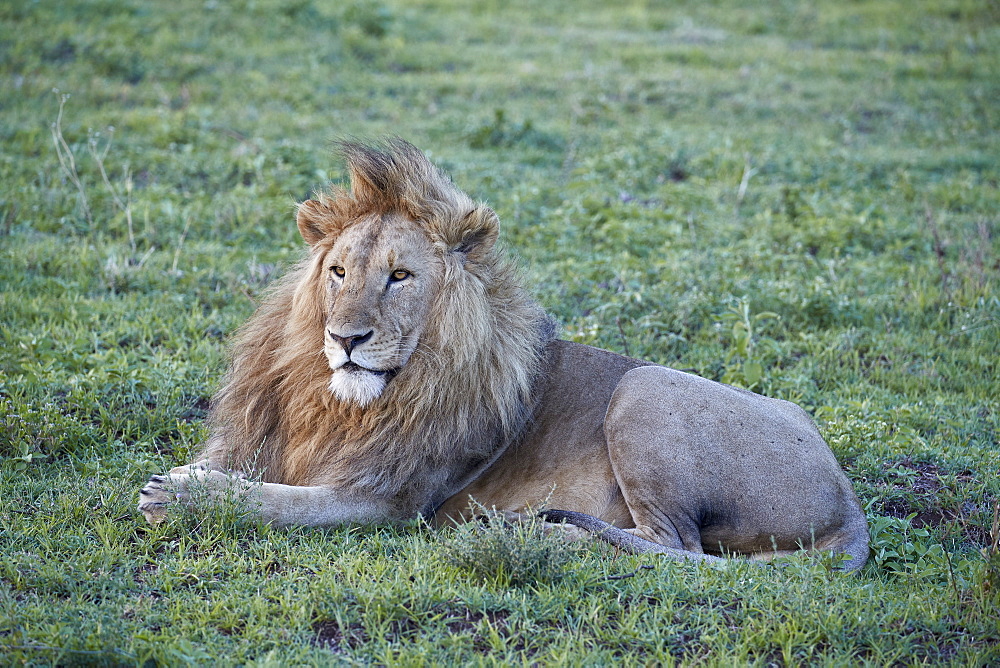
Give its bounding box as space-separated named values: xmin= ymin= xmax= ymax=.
xmin=328 ymin=329 xmax=373 ymax=354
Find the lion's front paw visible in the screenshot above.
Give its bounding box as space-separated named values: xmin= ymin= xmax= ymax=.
xmin=138 ymin=473 xmax=187 ymax=525
xmin=137 ymin=468 xmax=252 ymax=525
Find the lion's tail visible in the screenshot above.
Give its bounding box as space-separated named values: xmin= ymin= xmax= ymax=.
xmin=538 ymin=509 xmax=723 ymax=565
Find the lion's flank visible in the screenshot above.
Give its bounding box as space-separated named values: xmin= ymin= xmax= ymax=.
xmin=201 ymin=139 xmax=554 ymax=505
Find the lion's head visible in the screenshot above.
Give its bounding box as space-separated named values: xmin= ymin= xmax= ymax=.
xmin=205 ymin=139 xmax=553 ymax=496
xmin=291 ymin=143 xmax=495 ymax=406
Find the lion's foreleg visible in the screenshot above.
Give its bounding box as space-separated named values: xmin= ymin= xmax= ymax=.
xmin=252 ymin=483 xmax=392 ymax=527
xmin=138 ymin=468 xmax=394 ymax=528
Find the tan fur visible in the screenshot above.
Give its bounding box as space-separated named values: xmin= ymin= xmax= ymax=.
xmin=139 ymin=139 xmax=869 ymax=570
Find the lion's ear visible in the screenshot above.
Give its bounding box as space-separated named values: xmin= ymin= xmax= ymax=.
xmin=452 ymin=206 xmax=499 ymax=263
xmin=296 ymin=199 xmax=333 ymax=246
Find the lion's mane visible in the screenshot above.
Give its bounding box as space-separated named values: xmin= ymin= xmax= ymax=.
xmin=201 ymin=140 xmax=553 ymax=506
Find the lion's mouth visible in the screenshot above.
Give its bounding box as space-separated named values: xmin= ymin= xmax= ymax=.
xmin=340 ymin=361 xmax=397 ymax=379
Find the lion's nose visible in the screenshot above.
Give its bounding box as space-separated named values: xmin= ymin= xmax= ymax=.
xmin=329 ymin=330 xmax=373 ymax=355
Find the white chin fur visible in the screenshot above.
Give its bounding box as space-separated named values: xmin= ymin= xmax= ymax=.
xmin=328 ymin=368 xmax=386 ymax=407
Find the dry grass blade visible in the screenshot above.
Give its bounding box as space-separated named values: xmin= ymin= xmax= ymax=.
xmin=49 ymin=91 xmax=91 ymax=226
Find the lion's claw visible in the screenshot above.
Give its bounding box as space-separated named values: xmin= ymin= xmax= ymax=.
xmin=137 ymin=501 xmax=166 ymax=513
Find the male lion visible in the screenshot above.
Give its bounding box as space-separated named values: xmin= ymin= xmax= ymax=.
xmin=139 ymin=139 xmax=869 ymax=570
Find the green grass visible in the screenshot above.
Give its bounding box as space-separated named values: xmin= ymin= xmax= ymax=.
xmin=2 ymin=0 xmax=999 ymax=663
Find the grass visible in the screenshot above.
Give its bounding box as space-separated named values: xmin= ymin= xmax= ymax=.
xmin=2 ymin=0 xmax=999 ymax=663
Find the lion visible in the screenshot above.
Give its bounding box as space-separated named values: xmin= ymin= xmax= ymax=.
xmin=139 ymin=138 xmax=869 ymax=570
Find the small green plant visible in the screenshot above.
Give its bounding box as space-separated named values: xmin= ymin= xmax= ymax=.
xmin=467 ymin=109 xmax=531 ymax=149
xmin=979 ymin=503 xmax=1000 ymax=607
xmin=440 ymin=506 xmax=579 ymax=586
xmin=466 ymin=109 xmax=562 ymax=151
xmin=0 ymin=395 xmax=96 ymax=469
xmin=5 ymin=440 xmax=47 ymax=470
xmin=867 ymin=513 xmax=954 ymax=580
xmin=343 ymin=0 xmax=393 ymax=38
xmin=718 ymin=297 xmax=779 ymax=390
xmin=161 ymin=469 xmax=265 ymax=539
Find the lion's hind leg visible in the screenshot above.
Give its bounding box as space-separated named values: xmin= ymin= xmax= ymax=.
xmin=603 ymin=365 xmax=869 ymax=572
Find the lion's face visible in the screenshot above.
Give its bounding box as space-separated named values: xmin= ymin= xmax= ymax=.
xmin=319 ymin=214 xmax=443 ymax=406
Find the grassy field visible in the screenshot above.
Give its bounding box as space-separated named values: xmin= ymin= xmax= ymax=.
xmin=2 ymin=0 xmax=999 ymax=664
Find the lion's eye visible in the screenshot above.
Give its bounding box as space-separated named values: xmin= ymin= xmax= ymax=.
xmin=330 ymin=265 xmax=345 ymax=278
xmin=389 ymin=269 xmax=410 ymax=282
